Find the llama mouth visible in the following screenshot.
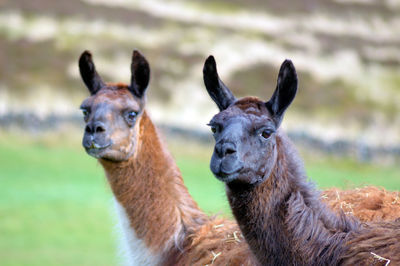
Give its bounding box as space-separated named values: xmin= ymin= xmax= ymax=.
xmin=215 ymin=168 xmax=243 ymax=183
xmin=85 ymin=142 xmax=112 ymax=158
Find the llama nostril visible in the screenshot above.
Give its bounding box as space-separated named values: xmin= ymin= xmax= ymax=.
xmin=85 ymin=125 xmax=92 ymax=134
xmin=225 ymin=148 xmax=236 ymax=155
xmin=216 ymin=142 xmax=237 ymax=157
xmin=85 ymin=122 xmax=105 ymax=134
xmin=222 ymin=143 xmax=237 ymax=157
xmin=95 ymin=125 xmax=105 ymax=133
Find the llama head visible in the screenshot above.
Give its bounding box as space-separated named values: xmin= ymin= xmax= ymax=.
xmin=79 ymin=50 xmax=150 ymax=161
xmin=203 ymin=56 xmax=297 ymax=185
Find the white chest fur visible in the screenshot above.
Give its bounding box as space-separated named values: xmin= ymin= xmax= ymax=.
xmin=113 ymin=198 xmax=161 ymax=266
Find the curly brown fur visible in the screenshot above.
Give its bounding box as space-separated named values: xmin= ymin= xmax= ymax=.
xmin=323 ymin=186 xmax=400 ymax=222
xmin=227 ymin=128 xmax=400 ymax=266
xmin=178 ymin=219 xmax=257 ymax=265
xmin=341 ymin=220 xmax=400 ymax=265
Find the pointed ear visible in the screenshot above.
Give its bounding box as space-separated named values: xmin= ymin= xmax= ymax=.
xmin=79 ymin=51 xmax=106 ymax=95
xmin=203 ymin=55 xmax=236 ymax=111
xmin=130 ymin=50 xmax=150 ymax=98
xmin=266 ymin=59 xmax=298 ymax=127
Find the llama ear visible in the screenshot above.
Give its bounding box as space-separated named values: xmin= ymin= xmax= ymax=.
xmin=266 ymin=59 xmax=298 ymax=127
xmin=203 ymin=55 xmax=236 ymax=111
xmin=130 ymin=50 xmax=150 ymax=98
xmin=79 ymin=51 xmax=106 ymax=95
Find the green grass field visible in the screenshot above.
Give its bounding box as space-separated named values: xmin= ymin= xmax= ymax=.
xmin=1 ymin=133 xmax=399 ymax=265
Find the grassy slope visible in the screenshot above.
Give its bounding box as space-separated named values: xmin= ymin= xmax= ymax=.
xmin=0 ymin=135 xmax=116 ymax=266
xmin=0 ymin=134 xmax=399 ymax=265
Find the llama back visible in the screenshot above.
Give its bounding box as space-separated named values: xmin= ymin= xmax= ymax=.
xmin=178 ymin=218 xmax=258 ymax=265
xmin=323 ymin=186 xmax=400 ymax=222
xmin=340 ymin=220 xmax=400 ymax=265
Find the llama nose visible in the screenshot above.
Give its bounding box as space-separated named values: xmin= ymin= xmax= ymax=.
xmin=85 ymin=121 xmax=106 ymax=134
xmin=222 ymin=143 xmax=237 ymax=156
xmin=215 ymin=142 xmax=237 ymax=158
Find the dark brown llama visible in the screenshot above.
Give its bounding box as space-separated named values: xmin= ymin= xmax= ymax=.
xmin=202 ymin=55 xmax=400 ymax=265
xmin=78 ymin=50 xmax=258 ymax=265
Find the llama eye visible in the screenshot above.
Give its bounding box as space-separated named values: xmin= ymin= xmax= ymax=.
xmin=127 ymin=111 xmax=137 ymax=121
xmin=81 ymin=109 xmax=89 ymax=117
xmin=207 ymin=123 xmax=220 ymax=134
xmin=261 ymin=130 xmax=272 ymax=139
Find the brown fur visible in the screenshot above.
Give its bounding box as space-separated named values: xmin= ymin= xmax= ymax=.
xmin=323 ymin=186 xmax=400 ymax=222
xmin=100 ymin=111 xmax=206 ymax=253
xmin=100 ymin=110 xmax=258 ymax=265
xmin=342 ymin=221 xmax=400 ymax=265
xmin=228 ymin=132 xmax=400 ymax=265
xmin=179 ymin=219 xmax=256 ymax=265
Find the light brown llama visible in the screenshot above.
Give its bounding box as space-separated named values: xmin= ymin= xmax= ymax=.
xmin=78 ymin=50 xmax=257 ymax=265
xmin=202 ymin=55 xmax=400 ymax=265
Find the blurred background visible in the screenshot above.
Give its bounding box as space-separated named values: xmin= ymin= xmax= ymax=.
xmin=1 ymin=0 xmax=399 ymax=265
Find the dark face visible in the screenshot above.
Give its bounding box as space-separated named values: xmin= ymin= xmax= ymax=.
xmin=78 ymin=50 xmax=150 ymax=161
xmin=203 ymin=56 xmax=298 ymax=185
xmin=208 ymin=98 xmax=278 ymax=184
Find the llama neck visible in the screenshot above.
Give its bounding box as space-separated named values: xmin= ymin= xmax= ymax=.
xmin=227 ymin=133 xmax=359 ymax=265
xmin=100 ymin=111 xmax=206 ymax=264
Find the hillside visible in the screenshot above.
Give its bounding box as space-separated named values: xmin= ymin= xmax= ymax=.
xmin=1 ymin=0 xmax=399 ymax=147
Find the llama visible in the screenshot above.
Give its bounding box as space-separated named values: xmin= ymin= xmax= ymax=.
xmin=203 ymin=55 xmax=400 ymax=265
xmin=78 ymin=50 xmax=258 ymax=265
